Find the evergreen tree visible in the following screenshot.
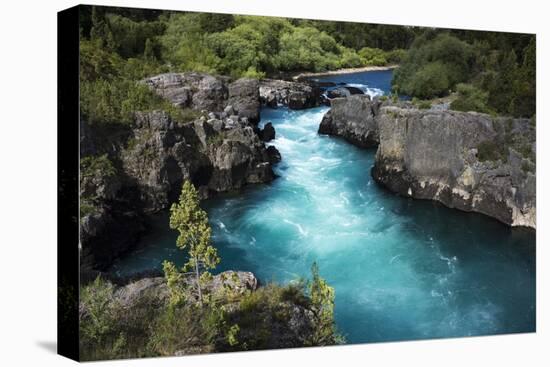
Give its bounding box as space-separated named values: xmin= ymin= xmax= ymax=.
xmin=168 ymin=181 xmax=220 ymax=305
xmin=510 ymin=37 xmax=536 ymax=117
xmin=309 ymin=262 xmax=339 ymax=345
xmin=486 ymin=49 xmax=518 ymax=114
xmin=144 ymin=38 xmax=156 ymax=61
xmin=90 ymin=6 xmax=116 ymax=50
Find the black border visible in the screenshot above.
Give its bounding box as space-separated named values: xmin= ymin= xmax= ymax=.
xmin=57 ymin=4 xmax=80 ymax=362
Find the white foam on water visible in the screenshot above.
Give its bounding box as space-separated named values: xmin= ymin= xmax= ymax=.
xmin=345 ymin=84 xmax=385 ymax=98
xmin=283 ymin=219 xmax=309 ymax=237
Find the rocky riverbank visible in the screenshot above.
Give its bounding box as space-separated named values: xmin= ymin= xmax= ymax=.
xmin=319 ymin=96 xmax=536 ymax=229
xmin=79 ymin=270 xmax=331 ymax=358
xmin=80 ymin=72 xmax=321 ymax=272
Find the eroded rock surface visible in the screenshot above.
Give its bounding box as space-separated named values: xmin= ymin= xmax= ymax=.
xmin=318 ymin=98 xmax=536 ymax=228
xmin=372 ymin=107 xmax=535 ymax=228
xmin=259 ymin=79 xmax=321 ymax=109
xmin=80 ymin=73 xmax=281 ymax=271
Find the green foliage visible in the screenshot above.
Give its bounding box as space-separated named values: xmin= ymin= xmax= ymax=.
xmin=385 ymin=49 xmax=408 ymax=64
xmin=169 ymin=181 xmax=220 ymax=304
xmin=206 ymin=132 xmax=226 ymax=146
xmin=358 ymin=47 xmax=388 ymax=66
xmin=80 ymin=201 xmax=98 ymax=218
xmin=80 ymin=277 xmax=116 ymax=343
xmin=451 ymin=83 xmax=490 ymax=113
xmin=226 ymin=324 xmax=240 ymax=347
xmin=393 ymin=33 xmax=474 ymax=98
xmin=104 ymin=14 xmax=165 ymax=59
xmin=416 ymin=100 xmax=432 ymax=110
xmin=409 ymin=61 xmax=450 ymax=98
xmin=302 ymin=20 xmax=417 ymax=51
xmin=308 ymin=262 xmax=341 ymax=345
xmin=148 ymin=306 xmax=214 ymax=356
xmin=275 ymin=26 xmax=353 ymax=72
xmin=393 ymin=30 xmax=535 ymax=117
xmin=79 ymin=277 xmax=128 ymax=360
xmin=81 ymin=78 xmax=162 ymax=125
xmin=80 ymin=154 xmax=116 ymax=179
xmin=159 ymin=12 xmax=394 ymax=77
xmin=162 ymin=260 xmax=186 ymax=307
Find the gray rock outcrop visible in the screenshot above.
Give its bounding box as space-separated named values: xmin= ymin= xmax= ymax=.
xmin=259 ymin=79 xmax=321 ymax=109
xmin=372 ymin=107 xmax=535 ymax=228
xmin=319 ymin=95 xmax=381 ymax=148
xmin=318 ymin=97 xmax=536 ymax=228
xmin=80 ymin=73 xmax=281 ymax=271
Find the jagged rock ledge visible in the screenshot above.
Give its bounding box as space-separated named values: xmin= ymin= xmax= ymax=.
xmin=259 ymin=78 xmax=322 ymax=109
xmin=81 ymin=72 xmax=287 ymax=271
xmin=318 ymin=96 xmax=536 ymax=229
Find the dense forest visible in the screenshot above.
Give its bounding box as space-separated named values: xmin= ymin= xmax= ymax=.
xmin=80 ymin=6 xmax=535 ymax=130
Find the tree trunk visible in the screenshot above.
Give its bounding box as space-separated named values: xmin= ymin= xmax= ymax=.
xmin=195 ymin=256 xmax=202 ymax=305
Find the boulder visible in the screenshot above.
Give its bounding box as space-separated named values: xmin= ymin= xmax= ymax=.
xmin=260 ymin=79 xmax=321 ymax=109
xmin=318 ymin=95 xmax=380 ymax=148
xmin=261 ymin=122 xmax=276 ymax=142
xmin=143 ymin=72 xmax=230 ymax=112
xmin=325 ymin=86 xmax=364 ymax=99
xmin=266 ymin=145 xmax=281 ymax=164
xmin=227 ymin=78 xmax=261 ymax=124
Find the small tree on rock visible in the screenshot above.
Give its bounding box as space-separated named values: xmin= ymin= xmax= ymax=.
xmin=168 ymin=181 xmax=220 ymax=305
xmin=309 ymin=262 xmax=340 ymax=345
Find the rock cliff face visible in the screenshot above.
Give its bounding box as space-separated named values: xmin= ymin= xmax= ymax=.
xmin=80 ymin=73 xmax=280 ymax=271
xmin=373 ymin=107 xmax=535 ymax=228
xmin=319 ymin=97 xmax=536 ymax=228
xmin=122 ymin=110 xmax=274 ymax=211
xmin=259 ymin=79 xmax=321 ymax=109
xmin=319 ymin=95 xmax=381 ymax=148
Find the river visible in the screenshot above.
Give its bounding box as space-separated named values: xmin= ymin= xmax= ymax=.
xmin=110 ymin=70 xmax=535 ymax=344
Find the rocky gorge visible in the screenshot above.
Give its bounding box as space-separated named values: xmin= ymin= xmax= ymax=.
xmin=318 ymin=95 xmax=536 ymax=229
xmin=80 ymin=72 xmax=322 ymax=273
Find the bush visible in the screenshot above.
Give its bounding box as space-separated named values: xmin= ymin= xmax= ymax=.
xmin=358 ymin=47 xmax=388 ymax=66
xmin=275 ymin=27 xmax=342 ymax=72
xmin=393 ymin=33 xmax=474 ymax=98
xmin=450 ymin=83 xmax=490 ymax=113
xmin=80 ymin=277 xmax=126 ymax=360
xmin=80 ymin=154 xmax=116 ymax=179
xmin=385 ymin=49 xmax=407 ymax=64
xmin=405 ymin=61 xmax=450 ymax=98
xmin=417 ymin=100 xmax=432 ymax=109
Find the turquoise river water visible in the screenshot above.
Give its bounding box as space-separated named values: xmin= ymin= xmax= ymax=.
xmin=110 ymin=71 xmax=535 ymax=344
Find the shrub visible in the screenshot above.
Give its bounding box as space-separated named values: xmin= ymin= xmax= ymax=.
xmin=80 ymin=277 xmax=126 ymax=360
xmin=385 ymin=49 xmax=407 ymax=64
xmin=80 ymin=154 xmax=116 ymax=179
xmin=358 ymin=47 xmax=388 ymax=66
xmin=406 ymin=61 xmax=450 ymax=98
xmin=393 ymin=33 xmax=474 ymax=99
xmin=451 ymin=83 xmax=490 ymax=113
xmin=417 ymin=100 xmax=432 ymax=109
